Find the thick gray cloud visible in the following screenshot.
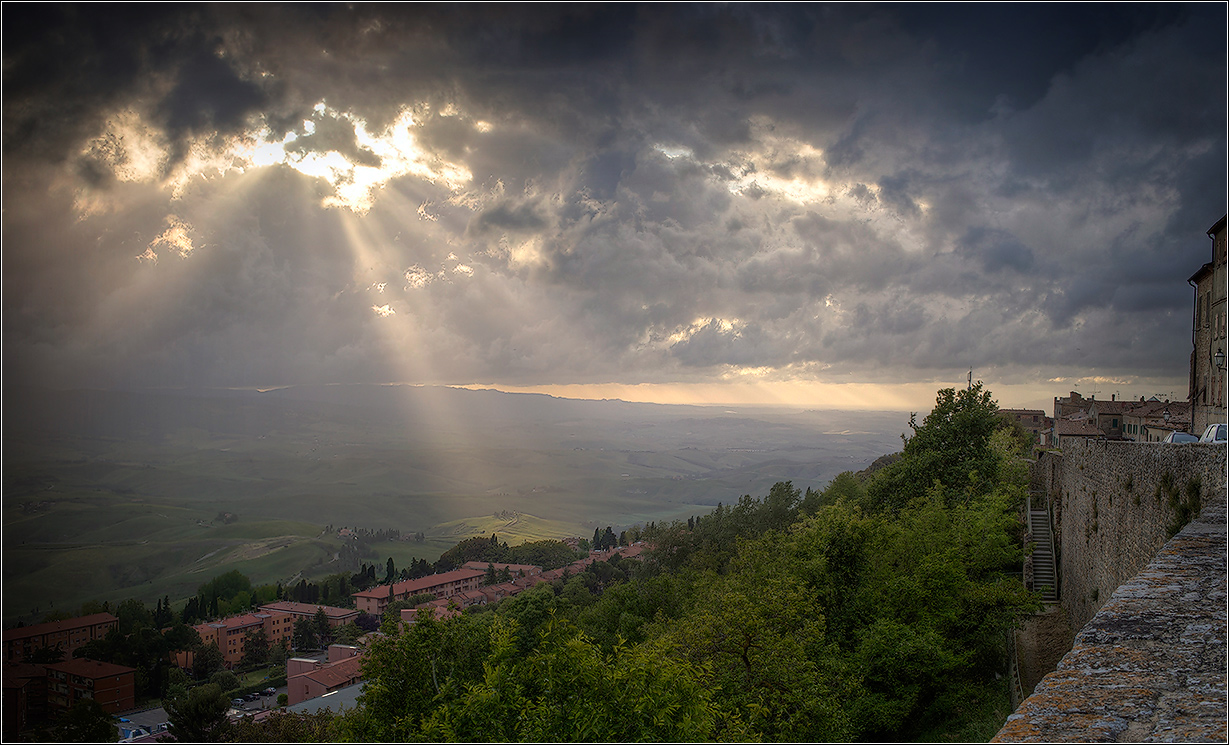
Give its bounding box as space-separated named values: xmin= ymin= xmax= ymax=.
xmin=3 ymin=4 xmax=1224 ymax=398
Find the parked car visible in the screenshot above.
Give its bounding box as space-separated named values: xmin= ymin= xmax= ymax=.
xmin=245 ymin=692 xmax=260 ymax=701
xmin=263 ymin=687 xmax=277 ymax=695
xmin=1198 ymin=423 xmax=1227 ymax=443
xmin=1162 ymin=431 xmax=1199 ymax=444
xmin=230 ymin=698 xmax=245 ymax=707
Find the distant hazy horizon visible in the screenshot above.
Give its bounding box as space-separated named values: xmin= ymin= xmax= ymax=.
xmin=6 ymin=377 xmax=1191 ymax=420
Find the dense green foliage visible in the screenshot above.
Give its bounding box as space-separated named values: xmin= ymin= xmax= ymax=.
xmin=38 ymin=384 xmax=1036 ymax=743
xmin=436 ymin=535 xmax=583 ymax=571
xmin=163 ymin=682 xmax=231 ymax=742
xmin=47 ymin=699 xmax=119 ymax=743
xmin=316 ymin=384 xmax=1038 ymax=742
xmin=864 ymin=383 xmax=1008 ymax=512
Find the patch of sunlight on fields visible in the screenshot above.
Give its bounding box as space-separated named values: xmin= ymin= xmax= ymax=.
xmin=429 ymin=513 xmax=584 ymax=544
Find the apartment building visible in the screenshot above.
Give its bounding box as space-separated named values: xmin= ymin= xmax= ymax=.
xmin=2 ymin=613 xmax=118 ymax=664
xmin=257 ymin=601 xmax=359 ymax=628
xmin=194 ymin=610 xmax=293 ymax=668
xmin=352 ymin=567 xmax=486 ymax=616
xmin=287 ymin=645 xmax=363 ymax=706
xmin=44 ymin=658 xmax=136 ymax=715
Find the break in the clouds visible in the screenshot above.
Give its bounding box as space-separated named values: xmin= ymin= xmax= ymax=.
xmin=3 ymin=4 xmax=1225 ymax=400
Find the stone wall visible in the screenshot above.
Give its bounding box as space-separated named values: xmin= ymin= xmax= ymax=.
xmin=1037 ymin=440 xmax=1225 ymax=630
xmin=993 ymin=498 xmax=1227 ymax=742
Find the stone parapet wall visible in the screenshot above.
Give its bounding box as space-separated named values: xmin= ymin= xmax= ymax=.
xmin=1039 ymin=439 xmax=1225 ymax=630
xmin=993 ymin=499 xmax=1227 ymax=742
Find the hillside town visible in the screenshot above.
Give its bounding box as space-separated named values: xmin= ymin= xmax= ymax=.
xmin=2 ymin=543 xmax=649 ymax=740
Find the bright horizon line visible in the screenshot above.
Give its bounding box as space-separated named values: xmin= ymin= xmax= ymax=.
xmin=452 ymin=380 xmax=1092 ymax=416
xmin=106 ymin=376 xmax=1186 ymax=417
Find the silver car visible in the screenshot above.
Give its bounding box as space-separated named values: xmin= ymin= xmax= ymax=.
xmin=1198 ymin=423 xmax=1227 ymax=443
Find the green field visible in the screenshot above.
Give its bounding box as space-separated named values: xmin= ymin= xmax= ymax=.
xmin=3 ymin=386 xmax=904 ymax=624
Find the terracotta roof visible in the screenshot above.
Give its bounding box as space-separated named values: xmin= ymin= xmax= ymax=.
xmin=355 ymin=567 xmax=486 ymax=601
xmin=392 ymin=567 xmax=485 ymax=595
xmin=3 ymin=613 xmax=117 ymax=642
xmin=4 ymin=663 xmax=49 ymax=681
xmin=258 ymin=602 xmax=357 ymax=619
xmin=295 ymin=654 xmax=364 ymax=689
xmin=1055 ymin=419 xmax=1103 ymax=437
xmin=462 ymin=561 xmax=542 ymax=575
xmin=351 ymin=585 xmax=392 ymax=600
xmin=197 ymin=612 xmax=279 ymax=632
xmin=45 ymin=658 xmax=136 ymax=678
xmin=1088 ymin=400 xmax=1136 ymax=416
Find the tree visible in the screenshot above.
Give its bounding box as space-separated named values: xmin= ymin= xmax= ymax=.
xmin=385 ymin=557 xmax=396 ymax=583
xmin=435 ymin=534 xmax=508 ymax=570
xmin=655 ymin=532 xmax=852 ymax=742
xmin=865 ymin=383 xmax=1004 ymax=513
xmin=292 ymin=617 xmax=318 ymax=651
xmin=163 ymin=682 xmax=231 ymax=742
xmin=313 ymin=607 xmax=332 ymax=646
xmin=229 ymin=709 xmax=338 ymax=742
xmin=154 ymin=596 xmax=175 ymax=629
xmin=164 ymin=622 xmax=202 ymax=654
xmin=115 ymin=598 xmax=153 ymax=634
xmin=242 ymin=627 xmax=270 ymax=668
xmin=197 ymin=570 xmax=253 ymax=605
xmin=417 ymin=617 xmax=736 ymax=742
xmin=332 ymin=622 xmax=365 ymax=645
xmin=52 ymin=698 xmax=117 ymax=742
xmin=345 ymin=611 xmax=492 ymax=741
xmin=29 ymin=644 xmax=66 ymax=663
xmin=210 ymin=669 xmax=240 ymax=693
xmin=801 ymin=471 xmax=865 ymax=514
xmin=505 ymin=539 xmax=581 ymax=570
xmin=269 ymin=637 xmax=290 ymax=669
xmin=382 ymin=594 xmax=436 ymax=626
xmin=193 ymin=642 xmax=224 ymax=681
xmin=181 ymin=596 xmax=203 ymax=625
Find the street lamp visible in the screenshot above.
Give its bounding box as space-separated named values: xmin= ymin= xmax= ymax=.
xmin=1215 ymin=348 xmax=1225 ymax=370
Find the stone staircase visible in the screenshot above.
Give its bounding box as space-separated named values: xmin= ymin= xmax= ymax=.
xmin=1029 ymin=508 xmax=1058 ymax=603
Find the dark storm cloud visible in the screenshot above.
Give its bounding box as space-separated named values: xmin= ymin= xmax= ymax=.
xmin=959 ymin=227 xmax=1035 ymax=274
xmin=3 ymin=3 xmax=1224 ymax=392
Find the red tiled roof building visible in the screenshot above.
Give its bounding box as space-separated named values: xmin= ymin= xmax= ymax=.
xmin=45 ymin=658 xmax=136 ymax=715
xmin=3 ymin=613 xmax=118 ymax=664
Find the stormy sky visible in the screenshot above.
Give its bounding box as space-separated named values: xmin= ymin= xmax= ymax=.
xmin=3 ymin=4 xmax=1225 ymax=411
